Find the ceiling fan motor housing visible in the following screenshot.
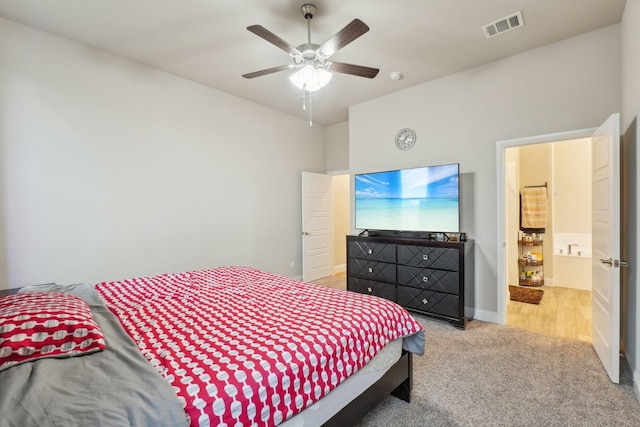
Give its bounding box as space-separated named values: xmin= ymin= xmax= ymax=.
xmin=301 ymin=4 xmax=316 ymax=20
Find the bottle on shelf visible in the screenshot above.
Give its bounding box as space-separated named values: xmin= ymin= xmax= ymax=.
xmin=518 ymin=232 xmax=544 ymax=287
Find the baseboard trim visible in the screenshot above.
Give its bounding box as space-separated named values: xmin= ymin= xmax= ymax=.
xmin=471 ymin=308 xmax=500 ymax=324
xmin=333 ymin=264 xmax=346 ymax=274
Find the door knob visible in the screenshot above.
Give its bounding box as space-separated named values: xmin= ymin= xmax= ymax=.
xmin=302 ymin=232 xmax=311 ymax=236
xmin=599 ymin=258 xmax=629 ymax=267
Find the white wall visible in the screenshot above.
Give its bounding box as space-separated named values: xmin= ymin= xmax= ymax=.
xmin=325 ymin=121 xmax=349 ymax=173
xmin=331 ymin=174 xmax=349 ymax=273
xmin=349 ymin=25 xmax=621 ymax=321
xmin=621 ymin=0 xmax=640 ymax=400
xmin=551 ymin=138 xmax=592 ymax=292
xmin=553 ymin=139 xmax=592 ymax=233
xmin=326 ymin=121 xmax=350 ymax=273
xmin=0 ymin=17 xmax=326 ymax=288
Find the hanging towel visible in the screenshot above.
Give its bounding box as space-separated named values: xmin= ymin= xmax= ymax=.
xmin=520 ymin=187 xmax=547 ymax=233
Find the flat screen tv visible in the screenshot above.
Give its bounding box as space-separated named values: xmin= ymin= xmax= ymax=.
xmin=355 ymin=163 xmax=460 ymax=233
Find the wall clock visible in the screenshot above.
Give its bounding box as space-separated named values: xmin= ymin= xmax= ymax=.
xmin=395 ymin=128 xmax=416 ymax=151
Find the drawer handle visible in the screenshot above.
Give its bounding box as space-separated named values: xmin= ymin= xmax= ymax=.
xmin=368 ymin=267 xmax=373 ymax=273
xmin=422 ymin=298 xmax=429 ymax=305
xmin=422 ymin=276 xmax=429 ymax=283
xmin=367 ymin=287 xmax=372 ymax=293
xmin=368 ymin=249 xmax=373 ymax=254
xmin=422 ymin=254 xmax=429 ymax=261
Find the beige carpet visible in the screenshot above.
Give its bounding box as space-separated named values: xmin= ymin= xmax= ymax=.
xmin=312 ymin=273 xmax=639 ymax=425
xmin=356 ymin=317 xmax=640 ymax=426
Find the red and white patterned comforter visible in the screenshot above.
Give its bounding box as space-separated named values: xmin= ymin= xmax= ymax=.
xmin=96 ymin=266 xmax=423 ymax=427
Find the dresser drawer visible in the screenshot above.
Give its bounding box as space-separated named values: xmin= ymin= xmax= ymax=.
xmin=348 ymin=240 xmax=396 ymax=263
xmin=397 ymin=266 xmax=459 ymax=294
xmin=348 ymin=258 xmax=396 ymax=283
xmin=348 ymin=277 xmax=396 ymax=301
xmin=397 ymin=245 xmax=459 ymax=271
xmin=397 ymin=287 xmax=459 ymax=318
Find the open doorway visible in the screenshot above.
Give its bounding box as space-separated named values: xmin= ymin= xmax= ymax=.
xmin=496 ymin=127 xmax=599 ymax=334
xmin=499 ymin=115 xmax=625 ymax=384
xmin=330 ymin=173 xmax=350 ymax=276
xmin=308 ymin=173 xmax=349 ymax=289
xmin=504 ymin=138 xmax=593 ymax=343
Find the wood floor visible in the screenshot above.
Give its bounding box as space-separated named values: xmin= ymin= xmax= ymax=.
xmin=313 ymin=273 xmax=592 ymax=343
xmin=311 ymin=271 xmax=347 ymax=290
xmin=507 ymin=286 xmax=592 ymax=343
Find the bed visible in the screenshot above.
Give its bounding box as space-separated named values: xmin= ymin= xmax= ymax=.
xmin=0 ymin=266 xmax=424 ymax=426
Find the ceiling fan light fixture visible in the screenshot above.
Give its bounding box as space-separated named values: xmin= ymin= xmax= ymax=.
xmin=244 ymin=3 xmax=378 ymax=125
xmin=289 ymin=64 xmax=332 ymax=92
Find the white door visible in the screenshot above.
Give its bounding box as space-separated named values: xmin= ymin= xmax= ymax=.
xmin=301 ymin=172 xmax=333 ymax=282
xmin=591 ymin=113 xmax=621 ymax=384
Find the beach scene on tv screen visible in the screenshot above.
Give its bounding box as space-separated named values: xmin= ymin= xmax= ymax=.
xmin=355 ymin=164 xmax=459 ymax=232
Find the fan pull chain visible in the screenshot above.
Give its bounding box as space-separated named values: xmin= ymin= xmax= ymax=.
xmin=309 ymin=91 xmax=313 ymax=126
xmin=300 ymin=86 xmax=313 ymax=126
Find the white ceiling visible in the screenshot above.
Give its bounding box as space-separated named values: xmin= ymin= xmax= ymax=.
xmin=0 ymin=0 xmax=627 ymax=126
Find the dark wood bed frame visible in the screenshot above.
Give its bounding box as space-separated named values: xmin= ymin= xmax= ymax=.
xmin=323 ymin=351 xmax=413 ymax=426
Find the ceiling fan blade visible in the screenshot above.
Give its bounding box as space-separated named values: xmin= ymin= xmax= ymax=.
xmin=247 ymin=25 xmax=302 ymax=56
xmin=242 ymin=65 xmax=291 ymax=79
xmin=330 ymin=62 xmax=379 ymax=79
xmin=318 ymin=19 xmax=370 ymax=58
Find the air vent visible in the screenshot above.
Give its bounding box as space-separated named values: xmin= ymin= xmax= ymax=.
xmin=482 ymin=11 xmax=524 ymax=39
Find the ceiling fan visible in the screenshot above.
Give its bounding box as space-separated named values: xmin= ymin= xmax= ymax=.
xmin=242 ymin=4 xmax=379 ymax=91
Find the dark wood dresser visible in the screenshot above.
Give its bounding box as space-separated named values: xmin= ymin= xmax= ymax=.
xmin=346 ymin=235 xmax=474 ymax=329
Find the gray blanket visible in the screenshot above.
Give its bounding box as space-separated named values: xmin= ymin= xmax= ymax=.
xmin=0 ymin=284 xmax=189 ymax=427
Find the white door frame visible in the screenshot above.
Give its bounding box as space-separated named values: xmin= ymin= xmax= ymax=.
xmin=496 ymin=127 xmax=596 ymax=324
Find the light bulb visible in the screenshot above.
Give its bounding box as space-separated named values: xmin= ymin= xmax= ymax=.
xmin=289 ymin=65 xmax=332 ymax=92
